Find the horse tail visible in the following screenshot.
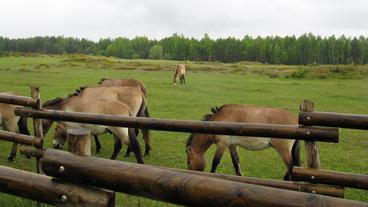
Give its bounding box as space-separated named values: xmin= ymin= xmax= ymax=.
xmin=291 ymin=139 xmax=301 ymax=167
xmin=17 ymin=116 xmax=30 ymax=135
xmin=137 ymin=94 xmax=151 ymax=155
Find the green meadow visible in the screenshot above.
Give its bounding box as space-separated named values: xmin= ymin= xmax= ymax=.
xmin=0 ymin=54 xmax=367 ymax=206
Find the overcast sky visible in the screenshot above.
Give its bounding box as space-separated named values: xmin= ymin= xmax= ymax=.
xmin=1 ymin=0 xmax=367 ymax=41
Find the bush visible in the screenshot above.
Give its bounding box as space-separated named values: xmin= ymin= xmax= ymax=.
xmin=290 ymin=67 xmax=308 ymax=79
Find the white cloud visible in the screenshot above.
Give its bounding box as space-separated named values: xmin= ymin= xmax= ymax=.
xmin=0 ymin=0 xmax=367 ymax=41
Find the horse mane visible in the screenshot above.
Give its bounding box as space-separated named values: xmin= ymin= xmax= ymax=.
xmin=202 ymin=106 xmax=222 ymax=121
xmin=42 ymin=97 xmax=64 ymax=107
xmin=42 ymin=86 xmax=87 ymax=107
xmin=98 ymin=78 xmax=108 ymax=84
xmin=186 ymin=105 xmax=224 ymax=147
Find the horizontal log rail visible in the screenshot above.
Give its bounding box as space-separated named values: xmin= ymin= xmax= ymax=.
xmin=15 ymin=108 xmax=339 ymax=142
xmin=0 ymin=93 xmax=38 ymax=108
xmin=40 ymin=149 xmax=368 ymax=207
xmin=18 ymin=147 xmax=345 ymax=198
xmin=159 ymin=166 xmax=344 ymax=198
xmin=0 ymin=166 xmax=115 ymax=207
xmin=292 ymin=167 xmax=368 ymax=190
xmin=0 ymin=130 xmax=42 ymax=148
xmin=299 ymin=111 xmax=368 ymax=130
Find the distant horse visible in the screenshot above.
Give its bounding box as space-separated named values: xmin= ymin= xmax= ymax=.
xmin=0 ymin=92 xmax=30 ymax=161
xmin=186 ymin=104 xmax=300 ymax=180
xmin=173 ymin=64 xmax=186 ymax=85
xmin=53 ymin=86 xmax=151 ymax=156
xmin=42 ymin=92 xmax=144 ymax=163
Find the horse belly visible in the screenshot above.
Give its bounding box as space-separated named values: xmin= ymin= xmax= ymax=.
xmin=64 ymin=122 xmax=106 ymax=135
xmin=231 ymin=136 xmax=272 ymax=151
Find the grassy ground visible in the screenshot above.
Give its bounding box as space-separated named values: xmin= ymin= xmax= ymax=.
xmin=0 ymin=54 xmax=367 ymax=206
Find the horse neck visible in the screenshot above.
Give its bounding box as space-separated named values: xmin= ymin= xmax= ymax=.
xmin=191 ymin=134 xmax=214 ymax=154
xmin=44 ymin=96 xmax=75 ymax=110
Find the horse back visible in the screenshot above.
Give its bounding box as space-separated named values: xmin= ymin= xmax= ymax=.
xmin=212 ymin=104 xmax=297 ymax=125
xmin=99 ymin=79 xmax=147 ymax=97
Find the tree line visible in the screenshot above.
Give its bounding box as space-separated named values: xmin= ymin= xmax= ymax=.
xmin=0 ymin=34 xmax=367 ymax=65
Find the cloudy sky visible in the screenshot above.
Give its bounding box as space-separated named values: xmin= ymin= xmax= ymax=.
xmin=1 ymin=0 xmax=367 ymax=41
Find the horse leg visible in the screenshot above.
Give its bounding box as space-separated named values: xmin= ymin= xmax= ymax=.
xmin=142 ymin=128 xmax=150 ymax=156
xmin=210 ymin=144 xmax=226 ymax=173
xmin=110 ymin=127 xmax=144 ymax=164
xmin=94 ymin=135 xmax=102 ymax=154
xmin=8 ymin=143 xmax=18 ymax=161
xmin=5 ymin=122 xmax=18 ymax=161
xmin=128 ymin=128 xmax=144 ymax=164
xmin=110 ymin=135 xmax=122 ymax=160
xmin=272 ymin=140 xmax=294 ymax=181
xmin=229 ymin=145 xmax=243 ymax=176
xmin=124 ymin=145 xmax=131 ymax=157
xmin=182 ymin=74 xmax=185 ymax=84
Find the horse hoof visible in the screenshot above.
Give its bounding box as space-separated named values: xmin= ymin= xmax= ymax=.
xmin=144 ymin=152 xmax=150 ymax=157
xmin=7 ymin=156 xmax=14 ymax=162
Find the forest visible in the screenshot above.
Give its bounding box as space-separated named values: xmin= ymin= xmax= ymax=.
xmin=0 ymin=34 xmax=367 ymax=65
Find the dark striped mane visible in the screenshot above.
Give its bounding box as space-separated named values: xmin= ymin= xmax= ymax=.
xmin=42 ymin=86 xmax=86 ymax=107
xmin=186 ymin=106 xmax=223 ymax=147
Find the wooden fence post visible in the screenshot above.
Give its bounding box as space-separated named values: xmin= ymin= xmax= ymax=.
xmin=67 ymin=128 xmax=91 ymax=156
xmin=31 ymin=86 xmax=45 ymax=207
xmin=300 ymin=100 xmax=320 ymax=168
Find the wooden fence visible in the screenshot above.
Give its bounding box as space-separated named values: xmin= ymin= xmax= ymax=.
xmin=0 ymin=88 xmax=367 ymax=206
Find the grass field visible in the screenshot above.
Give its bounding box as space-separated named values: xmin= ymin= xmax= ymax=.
xmin=0 ymin=54 xmax=367 ymax=206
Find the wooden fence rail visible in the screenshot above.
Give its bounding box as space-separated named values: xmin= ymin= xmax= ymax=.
xmin=15 ymin=107 xmax=339 ymax=142
xmin=292 ymin=167 xmax=368 ymax=190
xmin=40 ymin=149 xmax=368 ymax=207
xmin=0 ymin=166 xmax=115 ymax=207
xmin=299 ymin=111 xmax=368 ymax=130
xmin=0 ymin=93 xmax=38 ymax=108
xmin=0 ymin=130 xmax=42 ymax=148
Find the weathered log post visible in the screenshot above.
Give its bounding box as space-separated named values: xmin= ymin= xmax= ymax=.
xmin=31 ymin=86 xmax=45 ymax=207
xmin=67 ymin=128 xmax=91 ymax=156
xmin=300 ymin=100 xmax=320 ymax=168
xmin=31 ymin=86 xmax=44 ymax=172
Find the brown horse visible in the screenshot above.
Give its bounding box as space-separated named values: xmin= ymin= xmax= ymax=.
xmin=98 ymin=78 xmax=150 ymax=155
xmin=42 ymin=93 xmax=144 ymax=163
xmin=99 ymin=78 xmax=148 ymax=97
xmin=186 ymin=104 xmax=300 ymax=180
xmin=53 ymin=86 xmax=151 ymax=156
xmin=0 ymin=92 xmax=30 ymax=161
xmin=173 ymin=64 xmax=186 ymax=85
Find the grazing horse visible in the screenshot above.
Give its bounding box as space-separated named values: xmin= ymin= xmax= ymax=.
xmin=53 ymin=86 xmax=151 ymax=156
xmin=173 ymin=64 xmax=186 ymax=85
xmin=0 ymin=92 xmax=30 ymax=161
xmin=98 ymin=78 xmax=150 ymax=155
xmin=99 ymin=78 xmax=148 ymax=97
xmin=186 ymin=104 xmax=300 ymax=180
xmin=42 ymin=93 xmax=144 ymax=163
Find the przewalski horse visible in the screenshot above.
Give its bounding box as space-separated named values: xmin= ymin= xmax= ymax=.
xmin=98 ymin=78 xmax=150 ymax=155
xmin=99 ymin=78 xmax=148 ymax=97
xmin=173 ymin=64 xmax=186 ymax=85
xmin=0 ymin=92 xmax=30 ymax=161
xmin=185 ymin=104 xmax=300 ymax=180
xmin=42 ymin=93 xmax=144 ymax=164
xmin=53 ymin=86 xmax=151 ymax=156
